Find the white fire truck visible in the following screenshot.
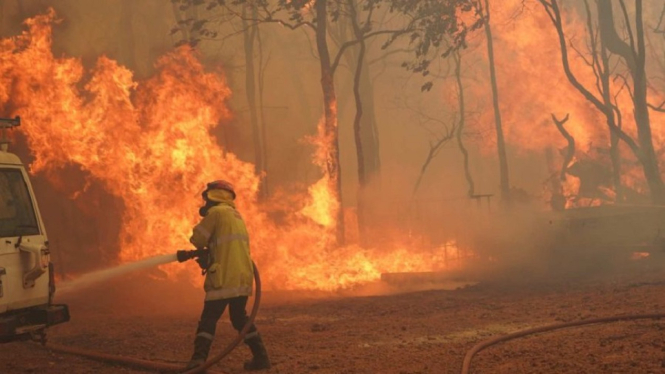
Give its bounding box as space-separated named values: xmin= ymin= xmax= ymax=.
xmin=0 ymin=116 xmax=69 ymax=343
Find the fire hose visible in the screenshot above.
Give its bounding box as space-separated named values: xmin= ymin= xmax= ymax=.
xmin=461 ymin=312 xmax=665 ymax=374
xmin=40 ymin=255 xmax=665 ymax=374
xmin=42 ymin=257 xmax=263 ymax=374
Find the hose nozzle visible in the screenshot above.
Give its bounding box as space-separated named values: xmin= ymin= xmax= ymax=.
xmin=176 ymin=249 xmax=204 ymax=263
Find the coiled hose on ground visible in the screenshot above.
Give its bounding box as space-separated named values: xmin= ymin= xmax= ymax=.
xmin=43 ymin=261 xmax=263 ymax=374
xmin=461 ymin=312 xmax=665 ymax=374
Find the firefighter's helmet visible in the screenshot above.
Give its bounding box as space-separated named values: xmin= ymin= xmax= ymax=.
xmin=204 ymin=180 xmax=236 ymax=200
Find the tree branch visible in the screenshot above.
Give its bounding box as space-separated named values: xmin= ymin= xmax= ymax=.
xmin=331 ymin=28 xmax=411 ymax=75
xmin=597 ymin=1 xmax=637 ymax=72
xmin=609 ymin=90 xmax=641 ymax=156
xmin=618 ymin=0 xmax=637 ymax=57
xmin=647 ymin=100 xmax=665 ymax=113
xmin=540 ymin=0 xmax=642 ymax=159
xmin=656 ymin=4 xmax=665 ymax=33
xmin=368 ymin=48 xmax=413 ymax=65
xmin=582 ymin=0 xmax=604 ymax=98
xmin=537 ymin=0 xmax=607 ymax=113
xmin=223 ymin=4 xmax=315 ymax=31
xmin=614 ymin=72 xmax=635 ymax=101
xmin=551 ymin=113 xmax=574 ymax=180
xmin=412 ymin=124 xmax=456 ymax=196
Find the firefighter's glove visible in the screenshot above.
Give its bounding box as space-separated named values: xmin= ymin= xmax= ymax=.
xmin=195 ymin=249 xmax=210 ymax=275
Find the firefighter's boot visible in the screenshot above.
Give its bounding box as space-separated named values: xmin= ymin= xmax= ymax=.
xmin=186 ymin=335 xmax=213 ymax=370
xmin=243 ymin=334 xmax=271 ymax=371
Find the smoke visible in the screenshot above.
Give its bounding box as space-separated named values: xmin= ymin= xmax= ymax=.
xmin=1 ymin=0 xmax=663 ymax=291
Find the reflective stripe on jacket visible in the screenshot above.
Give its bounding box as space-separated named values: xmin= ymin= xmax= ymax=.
xmin=190 ymin=201 xmax=254 ymax=301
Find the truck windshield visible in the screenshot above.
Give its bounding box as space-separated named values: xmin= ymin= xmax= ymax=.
xmin=0 ymin=168 xmax=39 ymax=237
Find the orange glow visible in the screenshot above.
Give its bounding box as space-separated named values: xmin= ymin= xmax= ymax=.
xmin=1 ymin=10 xmax=464 ymax=291
xmin=631 ymin=252 xmax=650 ymax=260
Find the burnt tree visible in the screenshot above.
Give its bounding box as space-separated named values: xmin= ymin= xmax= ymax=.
xmin=539 ymin=0 xmax=665 ymax=204
xmin=242 ymin=4 xmax=268 ymax=199
xmin=480 ymin=0 xmax=509 ymax=203
xmin=453 ymin=50 xmax=475 ymax=197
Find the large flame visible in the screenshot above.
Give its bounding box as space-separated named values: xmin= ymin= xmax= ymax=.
xmin=1 ymin=10 xmax=462 ymax=291
xmin=299 ymin=116 xmax=339 ymax=229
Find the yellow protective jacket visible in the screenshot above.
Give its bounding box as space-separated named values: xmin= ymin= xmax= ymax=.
xmin=190 ymin=198 xmax=254 ymax=301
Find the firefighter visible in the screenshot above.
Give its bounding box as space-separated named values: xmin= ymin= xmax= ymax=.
xmin=186 ymin=180 xmax=271 ymax=371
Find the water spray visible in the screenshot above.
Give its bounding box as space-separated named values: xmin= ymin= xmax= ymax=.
xmin=43 ymin=258 xmax=263 ymax=374
xmin=57 ymin=253 xmax=178 ymax=295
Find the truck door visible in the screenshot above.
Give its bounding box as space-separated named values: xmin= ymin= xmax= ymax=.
xmin=0 ymin=167 xmax=49 ymax=314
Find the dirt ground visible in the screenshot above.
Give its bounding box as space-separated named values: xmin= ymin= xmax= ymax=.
xmin=2 ymin=258 xmax=665 ymax=374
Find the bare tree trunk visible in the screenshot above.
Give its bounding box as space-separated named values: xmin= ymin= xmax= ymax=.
xmin=609 ymin=131 xmax=621 ymax=201
xmin=315 ymin=0 xmax=344 ymax=246
xmin=257 ymin=29 xmax=270 ymax=196
xmin=242 ymin=5 xmax=266 ymax=199
xmin=453 ymin=50 xmax=474 ymax=197
xmin=597 ymin=0 xmax=665 ymax=203
xmin=359 ymin=56 xmax=381 ymax=181
xmin=349 ymin=0 xmax=367 ymax=244
xmin=482 ymin=0 xmax=510 ymax=203
xmin=550 ymin=113 xmax=573 ymax=211
xmin=334 ymin=12 xmax=381 ymax=185
xmin=545 ymin=147 xmax=564 ymax=211
xmin=598 ymin=38 xmax=623 ymax=202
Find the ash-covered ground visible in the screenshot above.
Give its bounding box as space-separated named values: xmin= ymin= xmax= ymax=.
xmin=2 ymin=259 xmax=665 ymax=374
